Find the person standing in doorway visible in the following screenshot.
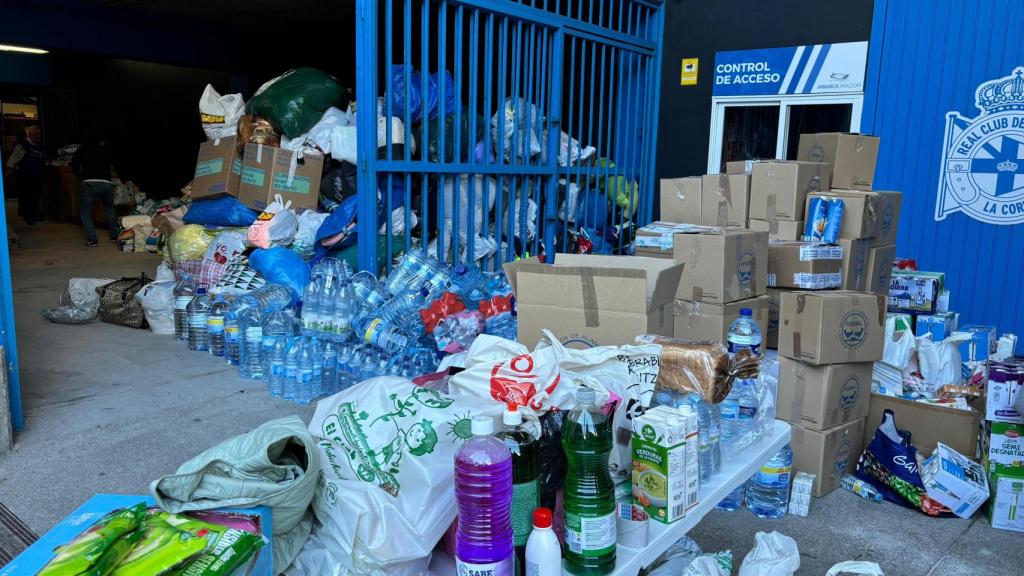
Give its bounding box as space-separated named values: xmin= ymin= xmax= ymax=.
xmin=4 ymin=125 xmax=45 ymax=225
xmin=71 ymin=137 xmax=117 ymax=247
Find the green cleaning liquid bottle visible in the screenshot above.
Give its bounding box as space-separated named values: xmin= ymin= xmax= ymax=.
xmin=562 ymin=386 xmax=616 ymax=575
xmin=497 ymin=403 xmax=540 ymax=576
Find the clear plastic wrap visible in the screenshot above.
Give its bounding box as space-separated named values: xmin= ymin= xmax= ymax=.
xmin=635 ymin=335 xmax=731 ymax=403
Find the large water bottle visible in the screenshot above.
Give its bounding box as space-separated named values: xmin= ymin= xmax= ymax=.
xmin=322 ymin=340 xmax=338 ymax=396
xmin=333 ymin=283 xmax=356 ymax=342
xmin=351 ymin=271 xmax=385 ymax=313
xmin=297 ymin=338 xmax=315 ymax=404
xmin=173 ymin=274 xmax=196 ymax=341
xmin=268 ymin=336 xmax=288 ymax=397
xmin=283 ymin=338 xmax=300 ymax=402
xmin=186 ymin=289 xmax=210 ymax=352
xmin=207 ymin=295 xmax=229 ymax=357
xmin=455 ymin=416 xmax=514 ymax=576
xmin=450 ymin=263 xmax=484 ymax=303
xmin=310 ymin=337 xmax=324 ymax=399
xmin=562 ymin=387 xmax=616 ymax=575
xmin=746 ymin=444 xmax=794 ymax=518
xmin=224 ymin=301 xmax=244 ymax=366
xmin=385 ymin=250 xmax=436 ymax=296
xmin=302 ymin=281 xmax=320 ymax=336
xmin=262 ymin=310 xmax=292 ymax=379
xmin=723 ymin=308 xmax=762 ymax=452
xmin=238 ymin=307 xmax=265 ymax=380
xmin=717 ymin=484 xmax=745 ymax=512
xmin=709 ymin=403 xmax=722 ymax=474
xmin=687 ymin=394 xmax=713 ymax=485
xmin=243 ymin=284 xmax=293 ymax=312
xmin=357 ymin=317 xmax=413 ymax=355
xmin=336 ymin=347 xmax=353 ymax=391
xmin=727 ymin=307 xmax=762 ymax=356
xmin=376 ymin=287 xmax=429 ymax=334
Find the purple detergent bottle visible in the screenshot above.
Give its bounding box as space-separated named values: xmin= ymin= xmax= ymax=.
xmin=455 ymin=416 xmax=515 ymax=576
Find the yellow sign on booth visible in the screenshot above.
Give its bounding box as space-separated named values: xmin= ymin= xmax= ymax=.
xmin=680 ymin=58 xmax=699 ymax=86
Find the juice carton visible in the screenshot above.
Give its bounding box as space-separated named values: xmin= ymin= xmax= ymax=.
xmin=631 ymin=405 xmax=699 ymax=524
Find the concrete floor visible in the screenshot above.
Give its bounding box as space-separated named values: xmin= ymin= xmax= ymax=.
xmin=1 ymin=219 xmax=1022 ymax=575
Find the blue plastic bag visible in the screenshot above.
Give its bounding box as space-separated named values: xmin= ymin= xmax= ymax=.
xmin=183 ymin=197 xmax=260 ymax=227
xmin=248 ymin=247 xmax=310 ymax=305
xmin=385 ymin=65 xmax=456 ymax=125
xmin=312 ymin=196 xmax=359 ymax=264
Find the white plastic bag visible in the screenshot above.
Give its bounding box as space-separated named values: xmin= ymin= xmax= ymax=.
xmin=738 ymin=532 xmax=800 ymax=576
xmin=882 ymin=314 xmax=917 ymax=371
xmin=491 ymin=97 xmax=543 ymax=160
xmin=439 ymin=174 xmax=498 ymax=261
xmin=247 ymin=194 xmax=299 ymax=249
xmin=825 ymin=561 xmax=885 ymax=576
xmin=293 ymin=211 xmax=330 ymax=259
xmin=203 ymin=231 xmax=247 ymax=265
xmin=282 ymin=106 xmax=352 ymax=157
xmin=296 ymin=377 xmax=494 ymax=576
xmin=916 ymin=332 xmax=971 ymax=395
xmin=199 ymin=84 xmax=244 ymax=141
xmin=504 ymin=196 xmax=538 ymax=240
xmin=69 ymin=278 xmax=116 ymax=309
xmin=136 ymin=281 xmax=175 ymax=335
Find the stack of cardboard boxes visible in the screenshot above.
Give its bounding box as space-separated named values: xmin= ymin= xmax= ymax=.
xmin=982 ymin=361 xmax=1024 ymax=532
xmin=190 ymin=136 xmax=322 ymax=212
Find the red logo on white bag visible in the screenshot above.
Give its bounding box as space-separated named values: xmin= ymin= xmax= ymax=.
xmin=489 ymin=353 xmax=559 ymax=410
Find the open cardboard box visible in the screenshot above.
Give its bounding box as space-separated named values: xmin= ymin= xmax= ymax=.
xmin=505 ymin=254 xmax=684 ymax=349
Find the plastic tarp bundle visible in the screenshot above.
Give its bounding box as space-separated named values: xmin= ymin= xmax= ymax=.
xmin=247 ymin=68 xmax=345 ymax=139
xmin=183 ymin=197 xmax=260 ymax=228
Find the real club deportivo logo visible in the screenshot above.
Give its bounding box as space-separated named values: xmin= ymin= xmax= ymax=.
xmin=840 ymin=311 xmax=868 ymax=349
xmin=937 ymin=67 xmax=1024 ymax=224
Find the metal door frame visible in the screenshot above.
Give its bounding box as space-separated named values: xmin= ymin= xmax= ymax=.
xmin=0 ymin=149 xmax=24 ymax=435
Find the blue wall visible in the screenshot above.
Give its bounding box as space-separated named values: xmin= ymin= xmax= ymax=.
xmin=862 ymin=0 xmax=1024 ymax=349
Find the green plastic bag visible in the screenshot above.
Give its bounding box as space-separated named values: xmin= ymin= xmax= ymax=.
xmin=38 ymin=503 xmax=147 ymax=576
xmin=247 ymin=68 xmax=344 ymax=138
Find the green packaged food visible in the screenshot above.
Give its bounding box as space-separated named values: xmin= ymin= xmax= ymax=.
xmin=110 ymin=518 xmax=207 ymax=576
xmin=156 ymin=512 xmax=267 ymax=576
xmin=79 ymin=529 xmax=145 ymax=576
xmin=38 ymin=503 xmax=147 ymax=576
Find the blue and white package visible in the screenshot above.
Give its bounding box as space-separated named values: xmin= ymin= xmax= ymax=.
xmin=804 ymin=196 xmax=829 ymax=242
xmin=822 ymin=198 xmax=845 ymax=244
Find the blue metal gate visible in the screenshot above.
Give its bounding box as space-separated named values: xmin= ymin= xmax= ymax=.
xmin=355 ymin=0 xmax=665 ymax=273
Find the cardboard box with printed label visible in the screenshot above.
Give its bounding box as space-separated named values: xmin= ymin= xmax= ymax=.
xmin=916 ymin=311 xmax=960 ymax=342
xmin=237 ymin=144 xmax=323 ymax=212
xmin=921 ymin=442 xmax=989 ymax=519
xmin=870 ymin=191 xmax=902 ymax=247
xmin=987 ymin=466 xmax=1024 ymax=532
xmin=672 ymin=229 xmax=768 ymax=305
xmin=984 ymin=422 xmax=1024 ymax=471
xmin=768 ymin=242 xmax=843 ymax=290
xmin=635 ymin=221 xmax=713 ymax=259
xmin=865 ymin=244 xmax=896 ymax=295
xmin=806 ymin=190 xmax=881 ymax=240
xmin=790 ymin=419 xmax=865 ymax=497
xmin=766 ymin=288 xmax=794 ymax=349
xmin=987 ymin=364 xmax=1023 ymax=424
xmin=673 ymin=295 xmax=769 ymax=345
xmin=779 ymin=291 xmax=886 ymax=365
xmin=863 ymin=393 xmax=983 ymax=457
xmin=777 ymin=357 xmax=872 ymax=431
xmin=749 ymin=219 xmax=804 ymax=242
xmin=837 ymin=238 xmax=871 ymax=291
xmin=750 ymin=161 xmax=831 ymax=221
xmin=505 ymin=254 xmax=684 ymax=349
xmin=701 ymin=174 xmax=750 ymax=227
xmin=631 ymin=405 xmax=699 ymax=524
xmin=888 ymin=270 xmax=945 ymax=315
xmin=797 ymin=132 xmax=880 ymax=191
xmin=192 ymin=136 xmax=242 ymax=200
xmin=660 ymin=178 xmax=702 ymax=225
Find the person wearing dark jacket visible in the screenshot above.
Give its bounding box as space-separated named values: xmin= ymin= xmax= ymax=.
xmin=4 ymin=125 xmax=45 ymax=225
xmin=71 ymin=139 xmax=117 ymax=246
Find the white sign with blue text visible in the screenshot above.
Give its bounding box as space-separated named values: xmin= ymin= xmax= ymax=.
xmin=713 ymin=42 xmax=868 ymax=97
xmin=936 ymin=67 xmax=1024 ymax=225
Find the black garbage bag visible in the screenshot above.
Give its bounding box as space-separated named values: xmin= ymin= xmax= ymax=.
xmin=320 ymin=160 xmax=358 ymax=212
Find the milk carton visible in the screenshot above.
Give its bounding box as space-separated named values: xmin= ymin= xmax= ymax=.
xmin=921 ymin=442 xmax=989 ymax=518
xmin=987 ymin=466 xmax=1024 ymax=533
xmin=631 ymin=405 xmax=699 ymax=524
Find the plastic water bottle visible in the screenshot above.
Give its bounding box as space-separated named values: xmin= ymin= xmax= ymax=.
xmin=262 ymin=310 xmax=292 ymax=379
xmin=350 ymin=271 xmax=385 ymax=312
xmin=207 ymin=295 xmax=229 ymax=357
xmin=302 ymin=281 xmax=320 ymax=335
xmin=727 ymin=307 xmax=762 ymax=356
xmin=746 ymin=444 xmax=794 ymax=518
xmin=318 ymin=281 xmax=336 ymax=339
xmin=717 ymin=484 xmax=745 ymax=512
xmin=563 ymin=387 xmax=616 ymax=575
xmin=243 ymin=284 xmax=293 ymax=311
xmin=238 ymin=307 xmax=265 ymax=380
xmin=333 ymin=283 xmax=356 ymax=342
xmin=297 ymin=339 xmax=315 ymax=404
xmin=376 ymin=287 xmax=429 ymax=334
xmin=720 ymin=379 xmax=758 ymax=452
xmin=841 ymin=474 xmax=883 ymax=502
xmin=709 ymin=403 xmax=722 ymax=474
xmin=455 ymin=416 xmax=514 ymax=576
xmin=186 ymin=289 xmax=210 ymax=352
xmin=386 ymin=250 xmax=436 ymax=296
xmin=450 ymin=263 xmax=484 ymax=302
xmin=268 ymin=337 xmax=287 ymax=397
xmin=173 ymin=274 xmax=196 ymax=341
xmin=687 ymin=394 xmax=713 ymax=485
xmin=310 ymin=337 xmax=324 ymax=399
xmin=357 ymin=317 xmax=413 ymax=355
xmin=322 ymin=341 xmax=338 ymax=396
xmin=224 ymin=301 xmax=244 ymax=366
xmin=283 ymin=338 xmax=300 ymax=402
xmin=496 ymin=404 xmax=539 ymax=570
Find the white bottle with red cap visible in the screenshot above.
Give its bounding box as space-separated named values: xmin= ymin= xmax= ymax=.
xmin=524 ymin=507 xmax=561 ymax=576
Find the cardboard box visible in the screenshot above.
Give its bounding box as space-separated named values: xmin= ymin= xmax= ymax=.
xmin=864 ymin=244 xmax=896 ymax=295
xmin=797 ymin=132 xmax=880 ymax=191
xmin=837 ymin=238 xmax=872 ymax=291
xmin=673 ymin=229 xmax=768 ymax=304
xmin=987 ymin=363 xmax=1023 ymax=424
xmin=631 ymin=405 xmax=699 ymax=523
xmin=701 ymin=174 xmax=750 ymax=227
xmin=635 ymin=221 xmax=713 ymax=258
xmin=725 ymin=159 xmax=765 ymax=174
xmin=987 ymin=466 xmax=1024 ymax=532
xmin=505 ymin=254 xmax=684 ymax=349
xmin=777 ymin=357 xmax=872 ymax=431
xmin=750 ymin=161 xmax=831 ymax=221
xmin=916 ymin=311 xmax=960 ymax=342
xmin=985 ymin=422 xmax=1024 ymax=471
xmin=806 ymin=190 xmax=881 ymax=240
xmin=888 ymin=270 xmax=944 ymax=314
xmin=673 ymin=295 xmax=769 ymax=345
xmin=921 ymin=442 xmax=989 ymax=518
xmin=238 ymin=144 xmax=323 ymax=211
xmin=870 ymin=191 xmax=902 ymax=247
xmin=192 ymin=136 xmax=242 ymax=200
xmin=767 ymin=242 xmax=843 ymax=290
xmin=660 ymin=177 xmax=703 ymax=225
xmin=778 ymin=291 xmax=886 ymax=365
xmin=749 ymin=219 xmax=804 ymax=242
xmin=958 ymin=324 xmax=997 ymax=364
xmin=790 ymin=419 xmax=865 ymax=497
xmin=766 ymin=288 xmax=794 ymax=349
xmin=863 ymin=393 xmax=983 ymax=457
xmin=0 ymin=494 xmax=273 ymax=576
